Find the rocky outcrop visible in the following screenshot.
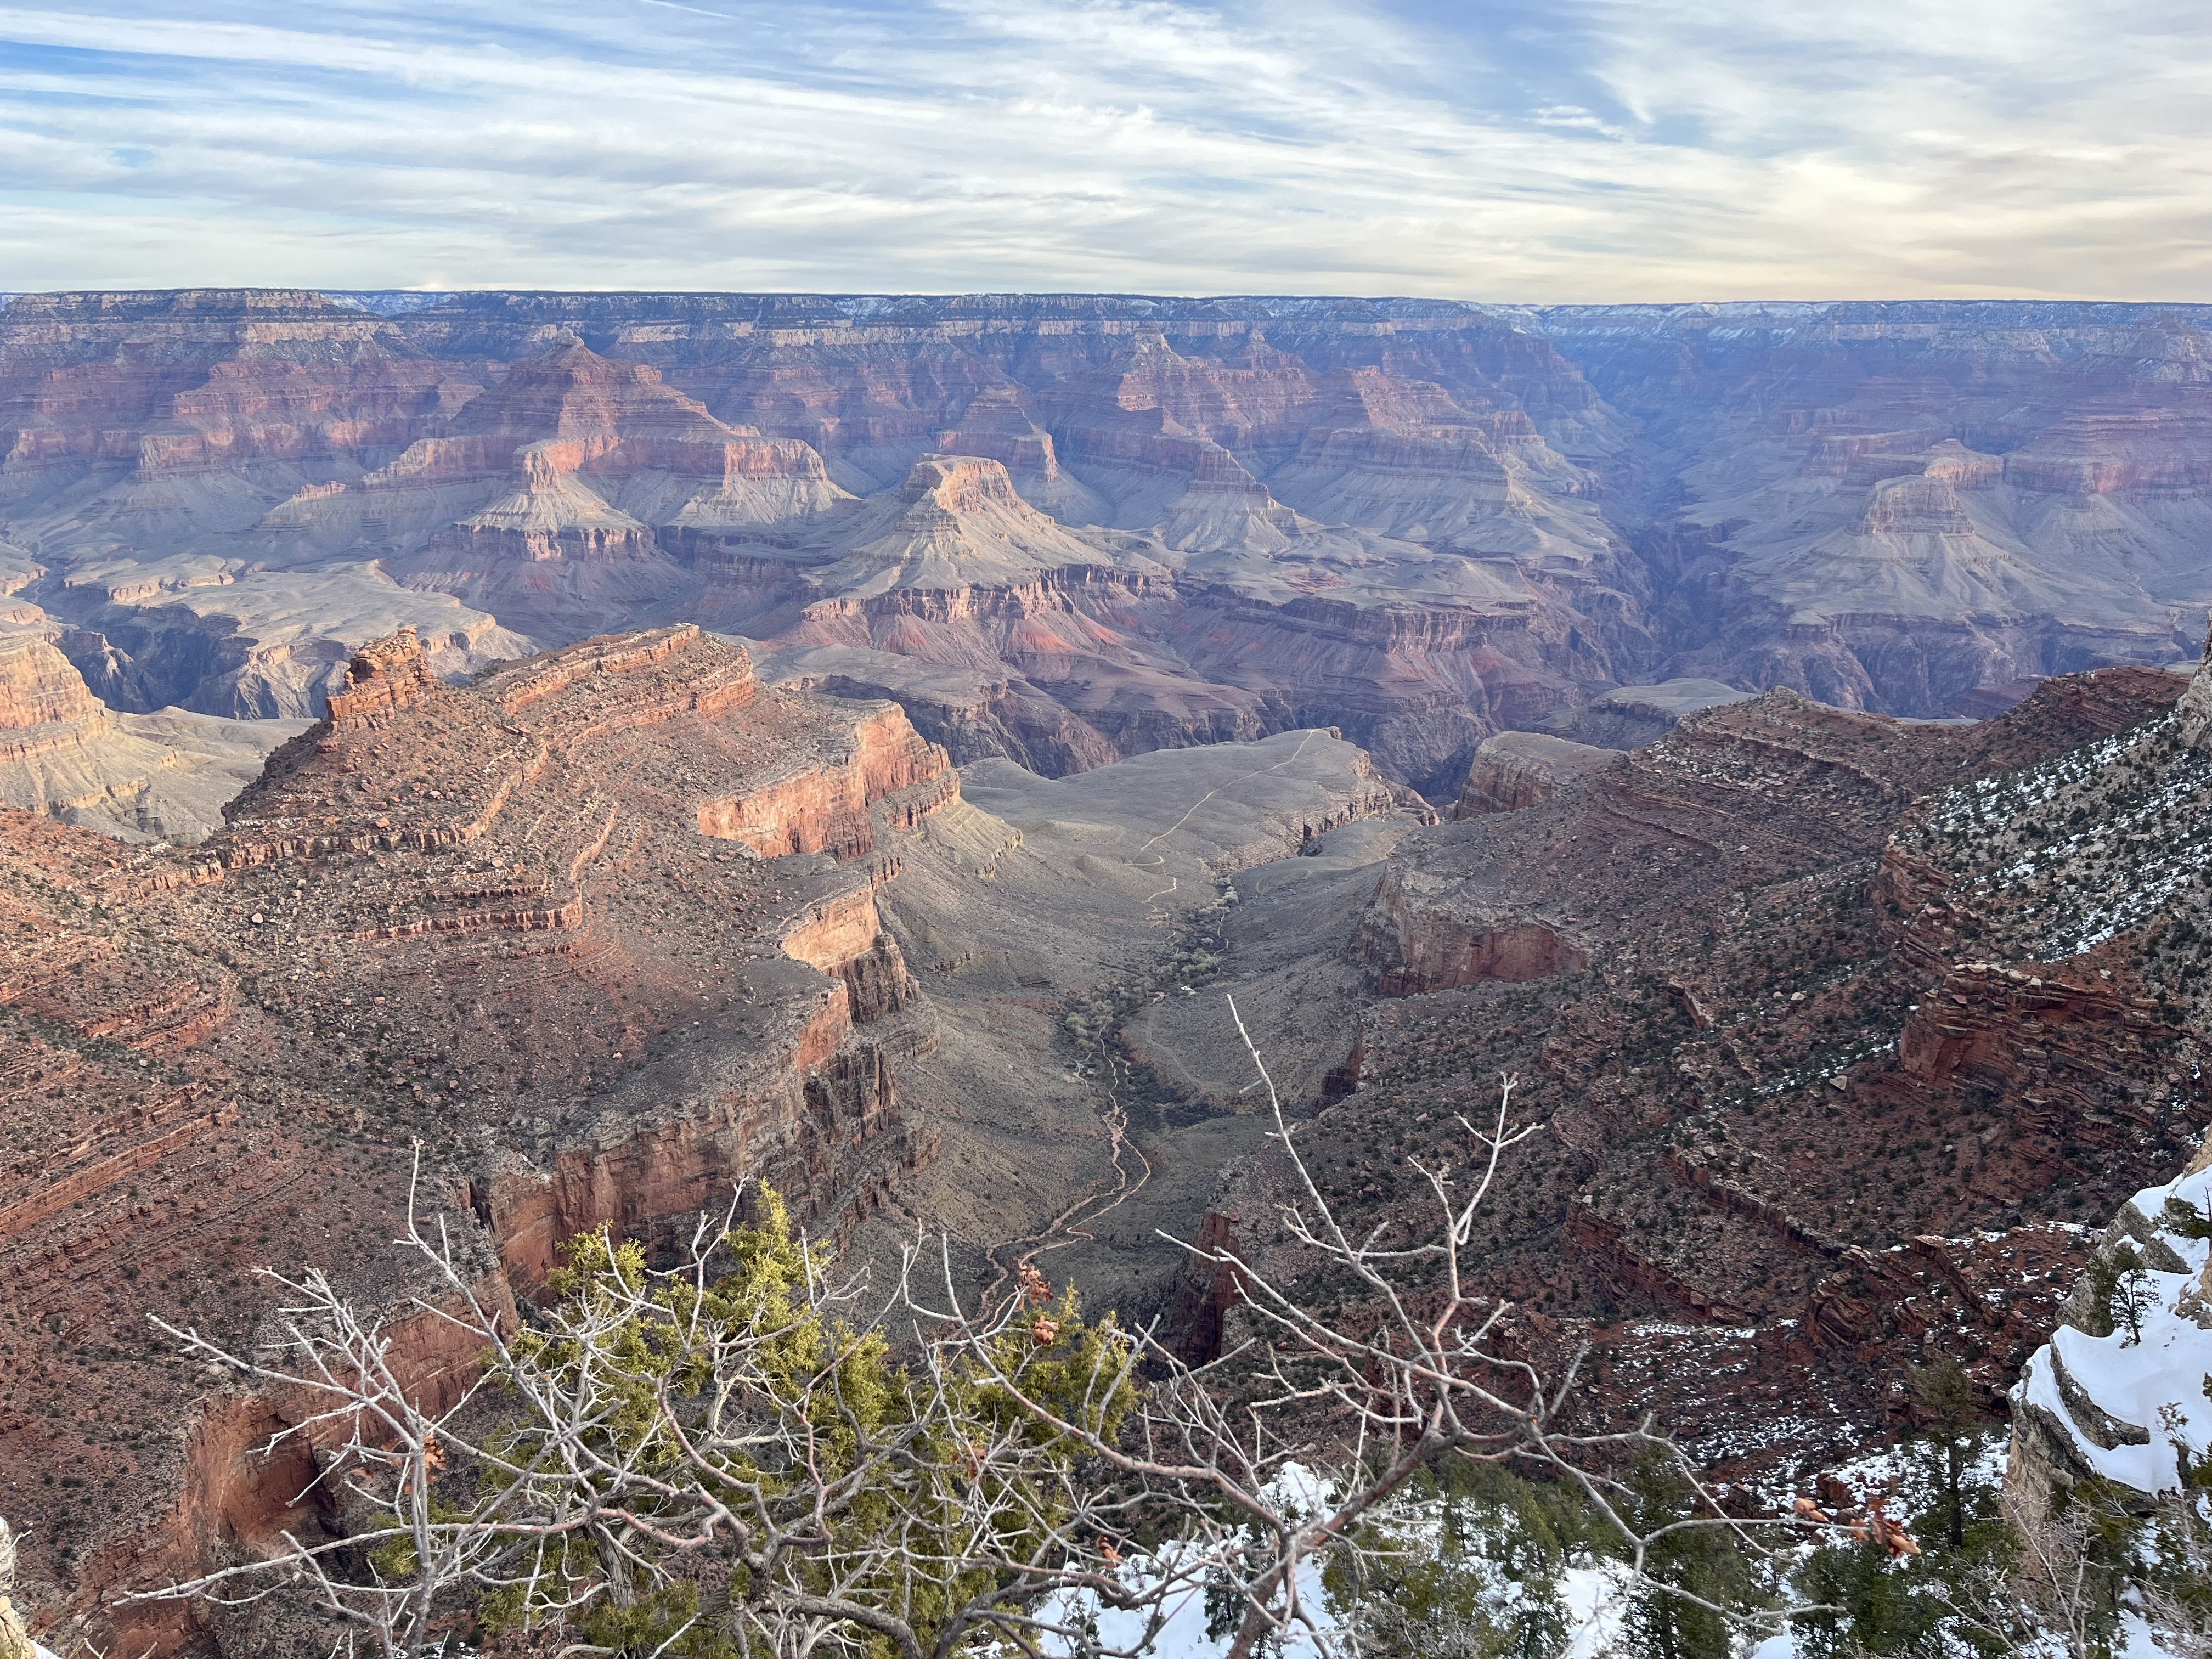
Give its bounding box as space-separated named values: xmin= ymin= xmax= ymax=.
xmin=0 ymin=627 xmax=307 ymax=840
xmin=2007 ymin=1143 xmax=2212 ymax=1522
xmin=1453 ymin=730 xmax=1615 ymax=816
xmin=1161 ymin=1212 xmax=1246 ymax=1364
xmin=0 ymin=630 xmax=109 ymax=761
xmin=0 ymin=625 xmax=974 ymax=1654
xmin=2178 ymin=614 xmax=2212 ymax=751
xmin=1356 ymin=866 xmax=1587 ymax=994
xmin=324 ymin=626 xmax=438 ymax=723
xmin=1200 ymin=658 xmax=2195 ymax=1486
xmin=697 ymin=702 xmax=953 ymax=859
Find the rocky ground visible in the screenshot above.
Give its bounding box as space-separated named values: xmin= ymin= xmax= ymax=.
xmin=0 ymin=613 xmax=2205 ymax=1652
xmin=1185 ymin=659 xmax=2207 ymax=1488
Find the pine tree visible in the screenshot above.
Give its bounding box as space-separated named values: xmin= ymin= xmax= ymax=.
xmin=1616 ymin=1456 xmax=1764 ymax=1659
xmin=1911 ymin=1359 xmax=1988 ymax=1551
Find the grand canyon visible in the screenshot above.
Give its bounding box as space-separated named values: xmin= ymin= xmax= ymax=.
xmin=2 ymin=289 xmax=2210 ymax=1655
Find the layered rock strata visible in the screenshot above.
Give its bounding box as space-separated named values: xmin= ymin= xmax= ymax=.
xmin=8 ymin=290 xmax=2211 ymax=798
xmin=1533 ymin=300 xmax=2212 ymax=713
xmin=2 ymin=291 xmax=1658 ymax=798
xmin=0 ymin=624 xmax=968 ymax=1655
xmin=1452 ymin=729 xmax=1616 ymax=816
xmin=0 ymin=627 xmax=306 ymax=840
xmin=1190 ymin=663 xmax=2201 ymax=1482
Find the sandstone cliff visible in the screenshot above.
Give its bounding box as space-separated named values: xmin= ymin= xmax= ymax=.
xmin=0 ymin=627 xmax=306 ymax=840
xmin=1452 ymin=729 xmax=1616 ymax=816
xmin=0 ymin=624 xmax=972 ymax=1654
xmin=9 ymin=291 xmax=2210 ymax=801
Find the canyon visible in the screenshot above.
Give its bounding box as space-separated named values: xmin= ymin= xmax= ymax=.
xmin=1 ymin=620 xmax=2203 ymax=1655
xmin=6 ymin=291 xmax=2209 ymax=822
xmin=0 ymin=619 xmax=1428 ymax=1656
xmin=1 ymin=284 xmax=2210 ymax=1654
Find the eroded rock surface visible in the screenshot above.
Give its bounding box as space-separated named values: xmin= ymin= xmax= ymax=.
xmin=1185 ymin=664 xmax=2203 ymax=1473
xmin=1452 ymin=729 xmax=1616 ymax=816
xmin=1533 ymin=300 xmax=2212 ymax=713
xmin=0 ymin=627 xmax=306 ymax=839
xmin=12 ymin=291 xmax=2210 ymax=804
xmin=0 ymin=627 xmax=1427 ymax=1656
xmin=0 ymin=625 xmax=964 ymax=1651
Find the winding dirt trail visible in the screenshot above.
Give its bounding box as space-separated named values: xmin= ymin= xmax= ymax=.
xmin=984 ymin=730 xmax=1325 ymax=1301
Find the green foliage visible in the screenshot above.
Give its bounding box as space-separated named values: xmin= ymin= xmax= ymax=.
xmin=1610 ymin=1455 xmax=1768 ymax=1659
xmin=1792 ymin=1539 xmax=1951 ymax=1659
xmin=2106 ymin=1243 xmax=2155 ymax=1345
xmin=473 ymin=1185 xmax=1142 ymax=1658
xmin=2165 ymin=1195 xmax=2212 ymax=1241
xmin=1909 ymin=1358 xmax=1989 ymax=1553
xmin=1320 ymin=1463 xmax=1587 ymax=1658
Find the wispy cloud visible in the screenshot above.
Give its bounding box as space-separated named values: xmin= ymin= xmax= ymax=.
xmin=0 ymin=0 xmax=2205 ymax=298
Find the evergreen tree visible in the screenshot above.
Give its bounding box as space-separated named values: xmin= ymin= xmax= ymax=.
xmin=1910 ymin=1358 xmax=1989 ymax=1551
xmin=1615 ymin=1456 xmax=1765 ymax=1659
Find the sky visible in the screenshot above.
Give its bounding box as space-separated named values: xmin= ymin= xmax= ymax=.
xmin=1 ymin=0 xmax=2208 ymax=301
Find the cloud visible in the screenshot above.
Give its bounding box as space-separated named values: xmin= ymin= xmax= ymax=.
xmin=0 ymin=0 xmax=2205 ymax=298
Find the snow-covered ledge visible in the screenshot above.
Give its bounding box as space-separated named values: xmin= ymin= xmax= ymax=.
xmin=2010 ymin=1142 xmax=2212 ymax=1516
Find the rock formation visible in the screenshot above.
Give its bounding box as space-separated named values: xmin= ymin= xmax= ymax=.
xmin=1533 ymin=300 xmax=2212 ymax=714
xmin=0 ymin=624 xmax=962 ymax=1650
xmin=0 ymin=627 xmax=304 ymax=840
xmin=3 ymin=283 xmax=2211 ymax=1646
xmin=10 ymin=290 xmax=2209 ymax=803
xmin=0 ymin=622 xmax=1427 ymax=1655
xmin=1190 ymin=663 xmax=2202 ymax=1483
xmin=2177 ymin=613 xmax=2212 ymax=750
xmin=1452 ymin=729 xmax=1616 ymax=816
xmin=2007 ymin=1139 xmax=2212 ymax=1521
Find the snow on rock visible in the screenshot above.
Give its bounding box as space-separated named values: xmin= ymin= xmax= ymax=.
xmin=2010 ymin=1144 xmax=2212 ymax=1511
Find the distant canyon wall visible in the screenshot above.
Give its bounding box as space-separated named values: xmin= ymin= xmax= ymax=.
xmin=3 ymin=291 xmax=2208 ymax=805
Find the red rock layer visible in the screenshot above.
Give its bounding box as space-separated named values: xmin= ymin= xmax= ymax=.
xmin=1218 ymin=664 xmax=2198 ymax=1483
xmin=0 ymin=625 xmax=960 ymax=1655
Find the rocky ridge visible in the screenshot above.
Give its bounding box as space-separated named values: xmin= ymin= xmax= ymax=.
xmin=0 ymin=624 xmax=961 ymax=1651
xmin=0 ymin=623 xmax=1419 ymax=1657
xmin=10 ymin=290 xmax=2209 ymax=808
xmin=1172 ymin=659 xmax=2202 ymax=1481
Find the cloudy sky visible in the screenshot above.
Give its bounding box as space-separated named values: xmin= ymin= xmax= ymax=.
xmin=2 ymin=0 xmax=2208 ymax=300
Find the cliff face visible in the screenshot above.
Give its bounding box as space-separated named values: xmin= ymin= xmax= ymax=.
xmin=0 ymin=294 xmax=1594 ymax=800
xmin=0 ymin=627 xmax=306 ymax=840
xmin=1533 ymin=300 xmax=2212 ymax=715
xmin=0 ymin=624 xmax=968 ymax=1655
xmin=2177 ymin=614 xmax=2212 ymax=750
xmin=1452 ymin=729 xmax=1615 ymax=816
xmin=11 ymin=291 xmax=2204 ymax=801
xmin=0 ymin=628 xmax=110 ymax=759
xmin=1199 ymin=661 xmax=2200 ymax=1486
